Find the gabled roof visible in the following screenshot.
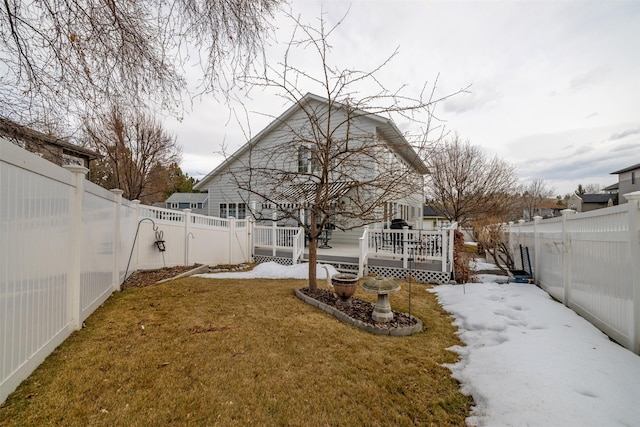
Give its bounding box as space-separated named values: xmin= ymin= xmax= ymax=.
xmin=611 ymin=163 xmax=640 ymax=174
xmin=165 ymin=192 xmax=208 ymax=203
xmin=423 ymin=204 xmax=446 ymax=217
xmin=0 ymin=116 xmax=99 ymax=159
xmin=194 ymin=93 xmax=428 ymax=190
xmin=578 ymin=193 xmax=618 ymax=204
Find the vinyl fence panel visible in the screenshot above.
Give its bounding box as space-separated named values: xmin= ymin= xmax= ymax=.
xmin=508 ymin=197 xmax=640 ymax=355
xmin=1 ymin=137 xmax=253 ymax=403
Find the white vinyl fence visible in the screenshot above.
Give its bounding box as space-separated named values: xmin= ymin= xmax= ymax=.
xmin=0 ymin=138 xmax=251 ymax=403
xmin=508 ymin=193 xmax=640 ymax=355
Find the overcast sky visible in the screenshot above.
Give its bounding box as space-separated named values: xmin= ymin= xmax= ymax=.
xmin=166 ymin=0 xmax=639 ymax=197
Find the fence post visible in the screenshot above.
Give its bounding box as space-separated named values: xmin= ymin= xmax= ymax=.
xmin=110 ymin=189 xmax=124 ymax=292
xmin=358 ymin=225 xmax=369 ymax=277
xmin=533 ymin=216 xmax=542 ymax=283
xmin=402 ymin=226 xmax=409 ymax=269
xmin=248 ymin=215 xmax=255 ymax=263
xmin=441 ymin=227 xmax=448 ymax=273
xmin=624 ymin=191 xmax=640 ymax=354
xmin=292 ymin=228 xmax=298 ymax=265
xmin=64 ymin=165 xmax=88 ymax=330
xmin=272 ymin=212 xmax=277 ymax=257
xmin=129 ymin=200 xmax=141 ymax=275
xmin=561 ymin=209 xmax=576 ymax=306
xmin=183 ymin=209 xmax=192 ymax=265
xmin=228 ymin=217 xmax=236 ymax=264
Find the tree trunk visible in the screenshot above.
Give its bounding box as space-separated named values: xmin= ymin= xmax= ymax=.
xmin=308 ymin=235 xmax=318 ymax=292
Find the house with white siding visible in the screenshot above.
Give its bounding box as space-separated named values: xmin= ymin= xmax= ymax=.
xmin=193 ymin=93 xmax=427 ymax=245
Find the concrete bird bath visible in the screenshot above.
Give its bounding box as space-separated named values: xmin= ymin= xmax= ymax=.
xmin=362 ymin=276 xmax=401 ymax=322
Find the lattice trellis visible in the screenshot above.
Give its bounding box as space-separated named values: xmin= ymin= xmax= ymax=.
xmin=253 ymin=256 xmax=450 ymax=284
xmin=253 ymin=255 xmax=293 ymax=266
xmin=367 ymin=265 xmax=449 ymax=285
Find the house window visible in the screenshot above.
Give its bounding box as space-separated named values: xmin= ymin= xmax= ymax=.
xmin=170 ymin=202 xmax=178 ymax=209
xmin=632 ymin=171 xmax=636 ymax=185
xmin=298 ymin=145 xmax=310 ymax=173
xmin=298 ymin=145 xmax=319 ymax=174
xmin=190 ymin=202 xmax=197 ymax=209
xmin=220 ymin=203 xmax=246 ymax=218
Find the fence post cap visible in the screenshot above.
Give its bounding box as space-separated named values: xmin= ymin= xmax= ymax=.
xmin=561 ymin=209 xmax=576 ymax=215
xmin=63 ymin=164 xmax=89 ymax=175
xmin=623 ymin=191 xmax=640 ymax=201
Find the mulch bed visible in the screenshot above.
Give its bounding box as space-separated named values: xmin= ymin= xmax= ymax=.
xmin=298 ymin=287 xmax=419 ymax=329
xmin=123 ymin=265 xmax=203 ymax=290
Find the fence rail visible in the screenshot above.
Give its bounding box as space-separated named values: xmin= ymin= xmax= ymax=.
xmin=508 ymin=194 xmax=640 ymax=355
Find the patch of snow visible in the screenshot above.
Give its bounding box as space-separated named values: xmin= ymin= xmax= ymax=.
xmin=430 ymin=282 xmax=640 ymax=426
xmin=194 ymin=261 xmax=339 ymax=280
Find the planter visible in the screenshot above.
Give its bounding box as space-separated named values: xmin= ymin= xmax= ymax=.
xmin=331 ymin=273 xmax=359 ymax=305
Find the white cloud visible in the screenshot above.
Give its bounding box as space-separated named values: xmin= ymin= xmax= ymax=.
xmin=168 ymin=0 xmax=640 ymax=198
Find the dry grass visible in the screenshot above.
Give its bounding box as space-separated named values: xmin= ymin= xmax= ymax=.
xmin=0 ymin=277 xmax=472 ymax=426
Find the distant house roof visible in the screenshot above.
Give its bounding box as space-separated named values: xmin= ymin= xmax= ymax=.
xmin=423 ymin=205 xmax=445 ymax=217
xmin=602 ymin=182 xmax=619 ymax=191
xmin=165 ymin=192 xmax=208 ymax=203
xmin=578 ymin=193 xmax=618 ymax=204
xmin=611 ymin=163 xmax=640 ymax=174
xmin=0 ymin=117 xmax=99 ymax=161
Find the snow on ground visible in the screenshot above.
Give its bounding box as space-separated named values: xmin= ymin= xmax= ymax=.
xmin=471 ymin=259 xmax=501 ymax=271
xmin=431 ymin=275 xmax=640 ymax=426
xmin=195 ymin=260 xmax=640 ymax=426
xmin=194 ymin=261 xmax=339 ymax=280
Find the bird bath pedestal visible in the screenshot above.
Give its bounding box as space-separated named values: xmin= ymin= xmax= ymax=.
xmin=362 ymin=277 xmax=401 ymax=323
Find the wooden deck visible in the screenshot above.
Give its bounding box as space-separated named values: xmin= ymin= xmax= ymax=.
xmin=254 ymin=242 xmax=449 ymax=284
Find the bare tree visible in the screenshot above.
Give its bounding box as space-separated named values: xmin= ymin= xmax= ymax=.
xmin=520 ymin=178 xmax=555 ymax=221
xmin=223 ymin=11 xmax=467 ymax=291
xmin=84 ymin=106 xmax=181 ymax=203
xmin=0 ymin=0 xmax=282 ymax=126
xmin=425 ymin=133 xmax=518 ymax=227
xmin=470 ymin=217 xmax=514 ymax=273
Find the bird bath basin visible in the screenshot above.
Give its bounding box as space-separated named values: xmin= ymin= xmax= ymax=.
xmin=362 ymin=277 xmax=401 ymax=322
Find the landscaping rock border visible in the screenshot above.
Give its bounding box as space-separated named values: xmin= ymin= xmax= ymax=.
xmin=155 ymin=264 xmax=210 ymax=284
xmin=295 ymin=288 xmax=423 ymax=336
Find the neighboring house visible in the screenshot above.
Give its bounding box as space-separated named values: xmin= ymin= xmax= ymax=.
xmin=567 ymin=193 xmax=618 ymax=213
xmin=193 ymin=93 xmax=427 ymax=241
xmin=0 ymin=117 xmax=99 ymax=170
xmin=610 ymin=163 xmax=640 ymax=204
xmin=523 ymin=198 xmax=566 ymax=221
xmin=422 ymin=204 xmax=449 ymax=230
xmin=165 ymin=192 xmax=209 ymax=215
